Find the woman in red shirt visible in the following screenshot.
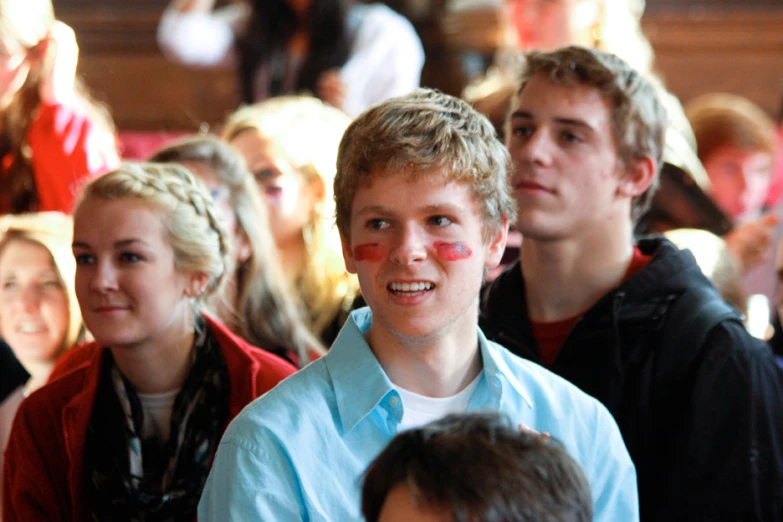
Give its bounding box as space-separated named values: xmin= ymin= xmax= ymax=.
xmin=0 ymin=0 xmax=118 ymax=214
xmin=2 ymin=163 xmax=296 ymax=522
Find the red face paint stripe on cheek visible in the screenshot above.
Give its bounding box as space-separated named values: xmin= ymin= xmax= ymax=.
xmin=353 ymin=243 xmax=386 ymax=262
xmin=433 ymin=241 xmax=473 ymax=261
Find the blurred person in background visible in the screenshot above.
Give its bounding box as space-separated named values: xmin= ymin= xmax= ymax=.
xmin=686 ymin=93 xmax=778 ymax=274
xmin=0 ymin=212 xmax=83 ymax=392
xmin=222 ymin=96 xmax=361 ymax=346
xmin=0 ymin=0 xmax=118 ymax=214
xmin=157 ymin=0 xmax=424 ymax=117
xmin=664 ymin=228 xmax=746 ymax=316
xmin=687 ymin=93 xmax=780 ymax=338
xmin=150 ymin=135 xmax=324 ymax=366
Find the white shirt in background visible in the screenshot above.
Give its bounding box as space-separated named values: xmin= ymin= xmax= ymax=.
xmin=157 ymin=3 xmax=424 ymax=117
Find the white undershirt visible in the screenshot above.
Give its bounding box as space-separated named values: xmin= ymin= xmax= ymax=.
xmin=137 ymin=389 xmax=180 ymax=444
xmin=395 ymin=373 xmax=482 ymax=431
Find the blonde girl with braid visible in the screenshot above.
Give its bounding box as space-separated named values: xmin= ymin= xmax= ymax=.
xmin=2 ymin=162 xmax=296 ymax=522
xmin=150 ymin=135 xmax=324 ymax=366
xmin=222 ymin=96 xmax=361 ymax=346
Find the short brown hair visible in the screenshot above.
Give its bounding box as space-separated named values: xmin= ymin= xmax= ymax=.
xmin=335 ymin=88 xmax=516 ymax=242
xmin=510 ymin=46 xmax=667 ymax=223
xmin=686 ymin=93 xmax=775 ymax=163
xmin=362 ymin=412 xmax=593 ymax=522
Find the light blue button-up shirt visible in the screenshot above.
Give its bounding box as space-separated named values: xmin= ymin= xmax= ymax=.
xmin=199 ymin=308 xmax=639 ymax=521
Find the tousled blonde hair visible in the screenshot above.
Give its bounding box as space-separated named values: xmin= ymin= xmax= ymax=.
xmin=335 ymin=88 xmax=516 ymax=243
xmin=512 ymin=46 xmax=666 ymax=223
xmin=222 ymin=96 xmax=359 ymax=339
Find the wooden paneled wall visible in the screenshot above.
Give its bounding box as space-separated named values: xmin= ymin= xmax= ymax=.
xmin=644 ymin=10 xmax=783 ymax=117
xmin=56 ymin=3 xmax=783 ymax=131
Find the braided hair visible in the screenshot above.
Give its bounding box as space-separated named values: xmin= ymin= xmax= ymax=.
xmin=75 ymin=162 xmax=231 ymax=305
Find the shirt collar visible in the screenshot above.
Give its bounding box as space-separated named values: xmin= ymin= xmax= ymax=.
xmin=325 ymin=307 xmax=396 ymax=434
xmin=477 ymin=327 xmax=534 ymax=410
xmin=325 ymin=307 xmax=535 ymax=433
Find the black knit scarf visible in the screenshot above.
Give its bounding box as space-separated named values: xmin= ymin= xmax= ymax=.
xmin=85 ymin=320 xmax=230 ymax=521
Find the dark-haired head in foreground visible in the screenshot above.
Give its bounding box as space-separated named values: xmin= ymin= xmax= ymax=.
xmin=362 ymin=412 xmax=592 ymax=522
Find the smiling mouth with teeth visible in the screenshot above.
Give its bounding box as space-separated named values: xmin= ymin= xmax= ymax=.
xmin=17 ymin=323 xmax=44 ymax=334
xmin=388 ymin=282 xmax=435 ymax=294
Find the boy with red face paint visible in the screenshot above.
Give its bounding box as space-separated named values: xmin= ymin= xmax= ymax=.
xmin=199 ymin=88 xmax=639 ymax=522
xmin=480 ymin=46 xmax=783 ymax=521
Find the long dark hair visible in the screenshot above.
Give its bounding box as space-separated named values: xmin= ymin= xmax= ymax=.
xmin=236 ymin=0 xmax=351 ymax=103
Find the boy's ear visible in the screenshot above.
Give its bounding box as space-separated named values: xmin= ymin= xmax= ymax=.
xmin=341 ymin=234 xmax=357 ymax=274
xmin=617 ymin=155 xmax=656 ymax=198
xmin=484 ymin=216 xmax=509 ymax=269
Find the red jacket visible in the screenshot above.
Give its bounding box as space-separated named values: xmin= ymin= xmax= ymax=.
xmin=2 ymin=315 xmax=296 ymax=522
xmin=0 ymin=101 xmax=119 ymax=214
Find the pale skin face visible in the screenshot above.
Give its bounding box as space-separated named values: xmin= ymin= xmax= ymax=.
xmin=229 ymin=129 xmax=323 ymax=249
xmin=0 ymin=239 xmax=69 ymax=365
xmin=703 ymin=147 xmax=774 ymax=222
xmin=72 ymin=199 xmax=202 ymax=353
xmin=377 ymin=484 xmax=452 ymax=522
xmin=506 ymin=73 xmax=651 ymax=242
xmin=342 ymin=172 xmax=507 ymax=346
xmin=505 ymin=0 xmax=602 ymax=51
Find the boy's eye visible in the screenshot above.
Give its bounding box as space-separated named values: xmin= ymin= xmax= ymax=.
xmin=367 ymin=219 xmax=390 ymax=230
xmin=428 ymin=216 xmax=453 ymax=227
xmin=512 ymin=126 xmax=533 ymax=138
xmin=42 ymin=279 xmax=62 ymax=289
xmin=1 ymin=280 xmax=17 ymax=292
xmin=561 ymin=131 xmax=583 ymax=144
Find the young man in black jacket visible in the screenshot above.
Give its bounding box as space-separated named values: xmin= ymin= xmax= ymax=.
xmin=480 ymin=46 xmax=783 ymax=521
